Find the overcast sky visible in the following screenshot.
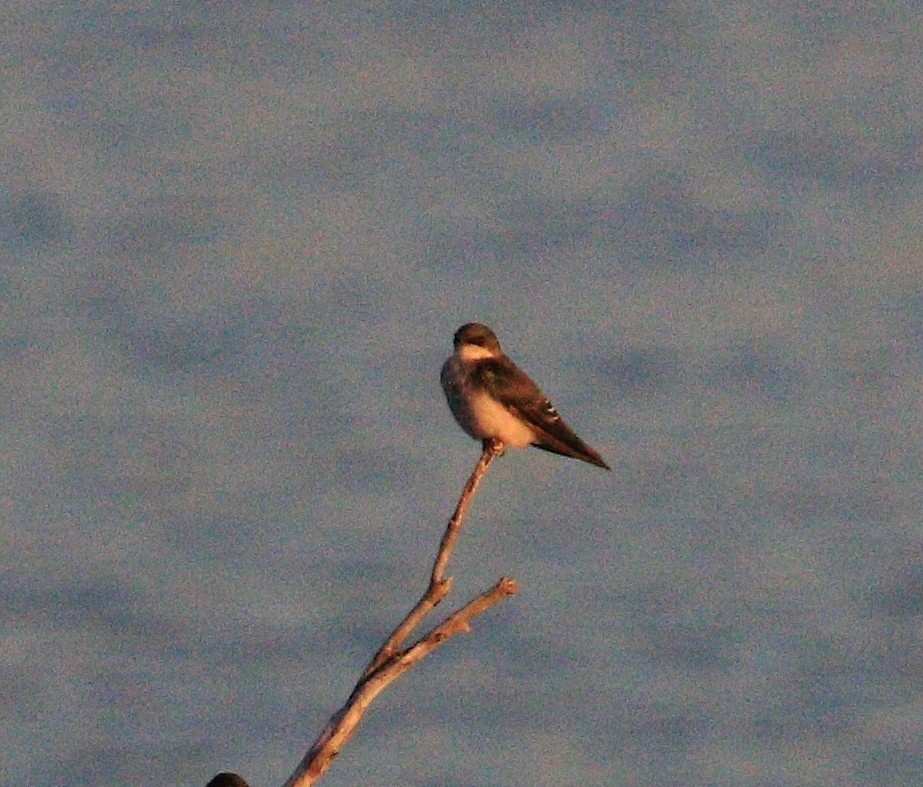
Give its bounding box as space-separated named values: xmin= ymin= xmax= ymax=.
xmin=2 ymin=4 xmax=921 ymax=786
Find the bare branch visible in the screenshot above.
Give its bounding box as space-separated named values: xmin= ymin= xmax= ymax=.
xmin=278 ymin=438 xmax=514 ymax=787
xmin=362 ymin=438 xmax=505 ymax=678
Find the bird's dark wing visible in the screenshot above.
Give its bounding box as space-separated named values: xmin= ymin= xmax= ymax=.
xmin=472 ymin=357 xmax=610 ymax=469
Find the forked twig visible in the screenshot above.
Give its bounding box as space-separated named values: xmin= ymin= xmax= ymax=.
xmin=279 ymin=438 xmax=516 ymax=787
xmin=361 ymin=438 xmax=505 ymax=679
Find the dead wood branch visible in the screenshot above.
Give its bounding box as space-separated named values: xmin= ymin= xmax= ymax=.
xmin=278 ymin=438 xmax=516 ymax=787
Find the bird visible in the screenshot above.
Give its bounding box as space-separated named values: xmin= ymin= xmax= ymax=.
xmin=441 ymin=323 xmax=610 ymax=470
xmin=205 ymin=774 xmax=249 ymax=787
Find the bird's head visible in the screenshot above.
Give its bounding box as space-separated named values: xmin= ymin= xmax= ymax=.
xmin=453 ymin=323 xmax=502 ymax=360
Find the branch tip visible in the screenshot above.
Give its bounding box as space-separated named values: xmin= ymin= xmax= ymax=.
xmin=497 ymin=577 xmax=519 ymax=595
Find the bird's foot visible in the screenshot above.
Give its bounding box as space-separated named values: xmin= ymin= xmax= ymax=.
xmin=482 ymin=438 xmax=506 ymax=457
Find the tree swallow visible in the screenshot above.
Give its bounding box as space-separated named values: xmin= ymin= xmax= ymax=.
xmin=441 ymin=323 xmax=610 ymax=470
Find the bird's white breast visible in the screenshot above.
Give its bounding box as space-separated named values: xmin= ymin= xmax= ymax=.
xmin=441 ymin=355 xmax=536 ymax=447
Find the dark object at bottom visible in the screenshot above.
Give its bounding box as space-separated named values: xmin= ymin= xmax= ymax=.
xmin=206 ymin=773 xmax=249 ymax=787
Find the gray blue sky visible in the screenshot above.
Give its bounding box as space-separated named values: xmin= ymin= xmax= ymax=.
xmin=2 ymin=3 xmax=921 ymax=786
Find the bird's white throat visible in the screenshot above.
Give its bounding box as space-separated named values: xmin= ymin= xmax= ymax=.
xmin=457 ymin=343 xmax=498 ymax=362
